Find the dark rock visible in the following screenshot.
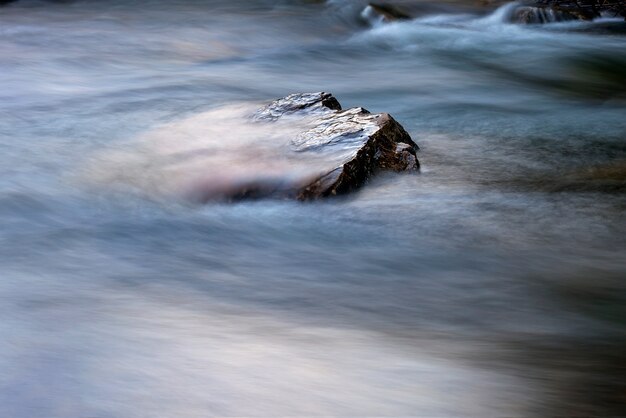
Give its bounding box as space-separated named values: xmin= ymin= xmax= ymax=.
xmin=511 ymin=5 xmax=580 ymax=23
xmin=254 ymin=92 xmax=341 ymax=121
xmin=254 ymin=92 xmax=419 ymax=200
xmin=526 ymin=1 xmax=626 ymax=22
xmin=503 ymin=0 xmax=626 ymax=24
xmin=361 ymin=3 xmax=412 ymax=25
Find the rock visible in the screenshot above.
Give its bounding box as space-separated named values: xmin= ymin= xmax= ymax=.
xmin=361 ymin=3 xmax=412 ymax=25
xmin=510 ymin=5 xmax=579 ymax=23
xmin=519 ymin=1 xmax=626 ymax=22
xmin=93 ymin=92 xmax=418 ymax=203
xmin=253 ymin=92 xmax=341 ymax=120
xmin=501 ymin=0 xmax=626 ymax=24
xmin=254 ymin=92 xmax=419 ymax=200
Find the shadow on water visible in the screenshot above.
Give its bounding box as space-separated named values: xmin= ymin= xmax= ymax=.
xmin=453 ymin=52 xmax=626 ymax=101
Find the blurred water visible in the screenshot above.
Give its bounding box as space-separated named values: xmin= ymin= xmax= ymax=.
xmin=1 ymin=1 xmax=625 ymax=416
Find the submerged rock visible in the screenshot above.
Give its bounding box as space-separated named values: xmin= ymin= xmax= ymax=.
xmin=252 ymin=92 xmax=419 ymax=200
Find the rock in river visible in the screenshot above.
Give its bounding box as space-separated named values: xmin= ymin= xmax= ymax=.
xmin=253 ymin=92 xmax=419 ymax=200
xmin=88 ymin=92 xmax=418 ymax=203
xmin=361 ymin=3 xmax=412 ymax=25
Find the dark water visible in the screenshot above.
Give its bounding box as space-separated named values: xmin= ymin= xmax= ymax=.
xmin=1 ymin=1 xmax=625 ymax=416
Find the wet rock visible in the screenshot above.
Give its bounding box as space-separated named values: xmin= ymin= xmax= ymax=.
xmin=511 ymin=5 xmax=580 ymax=23
xmin=361 ymin=3 xmax=412 ymax=25
xmin=96 ymin=92 xmax=418 ymax=204
xmin=254 ymin=92 xmax=341 ymax=121
xmin=255 ymin=92 xmax=419 ymax=200
xmin=513 ymin=1 xmax=626 ymax=23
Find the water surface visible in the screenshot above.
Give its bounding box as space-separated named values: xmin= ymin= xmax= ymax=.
xmin=1 ymin=1 xmax=625 ymax=416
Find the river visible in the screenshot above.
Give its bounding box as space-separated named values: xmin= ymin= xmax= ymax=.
xmin=1 ymin=0 xmax=625 ymax=416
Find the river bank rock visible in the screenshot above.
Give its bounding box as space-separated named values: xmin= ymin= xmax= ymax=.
xmin=511 ymin=1 xmax=626 ymax=23
xmin=255 ymin=92 xmax=419 ymax=200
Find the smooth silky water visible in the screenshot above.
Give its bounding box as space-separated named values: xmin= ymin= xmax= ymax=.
xmin=1 ymin=1 xmax=625 ymax=416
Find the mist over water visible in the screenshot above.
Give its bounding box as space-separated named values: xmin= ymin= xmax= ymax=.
xmin=1 ymin=1 xmax=625 ymax=416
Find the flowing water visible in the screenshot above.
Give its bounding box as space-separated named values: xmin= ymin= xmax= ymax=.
xmin=1 ymin=1 xmax=625 ymax=416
